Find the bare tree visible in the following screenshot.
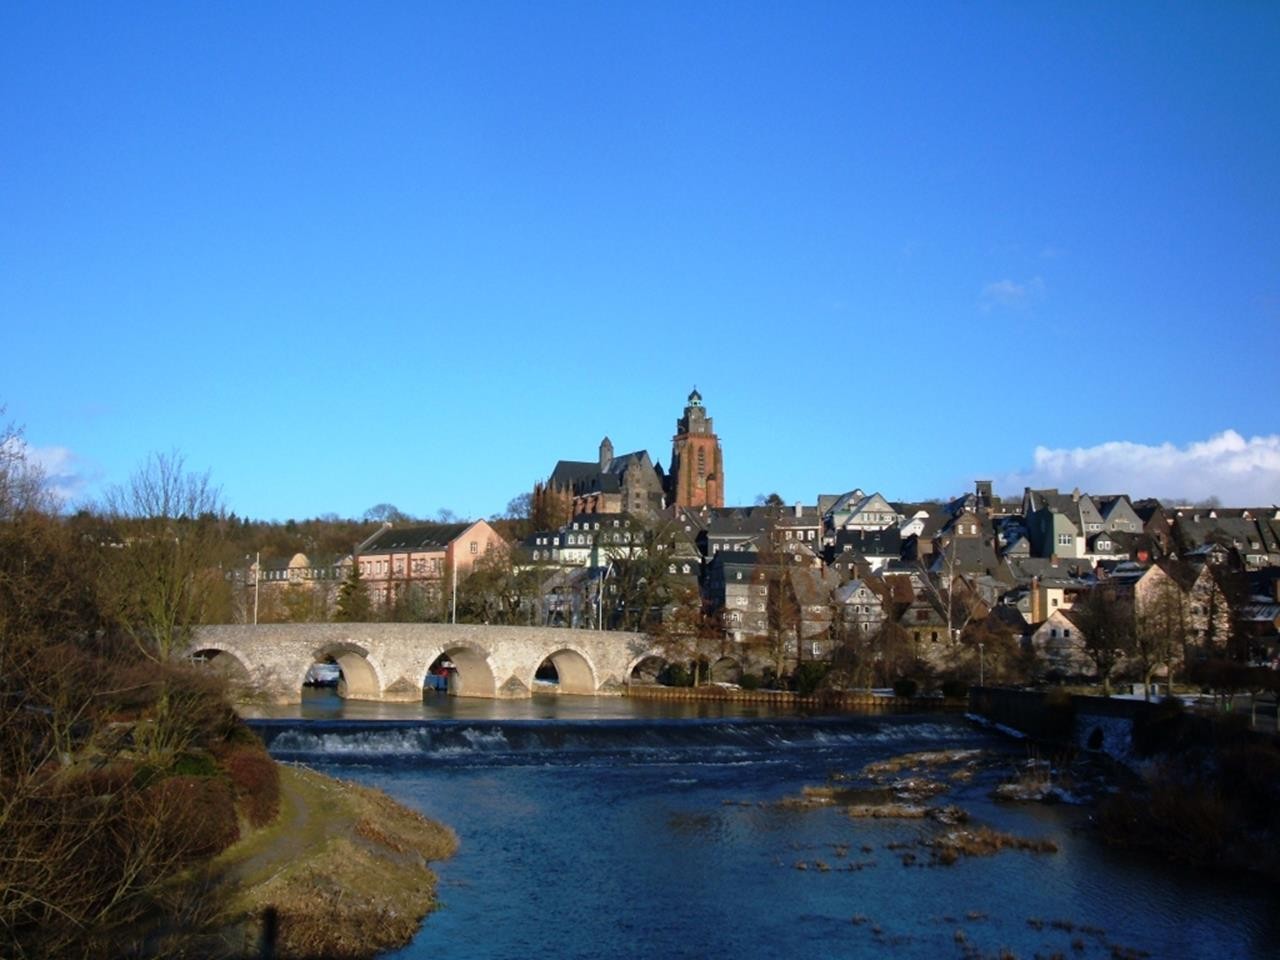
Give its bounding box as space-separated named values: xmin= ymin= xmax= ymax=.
xmin=100 ymin=451 xmax=226 ymax=664
xmin=1131 ymin=575 xmax=1189 ymax=699
xmin=1073 ymin=586 xmax=1134 ymax=695
xmin=0 ymin=410 xmax=58 ymax=519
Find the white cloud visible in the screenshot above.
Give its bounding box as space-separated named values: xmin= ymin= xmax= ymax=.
xmin=980 ymin=276 xmax=1045 ymax=311
xmin=5 ymin=440 xmax=93 ymax=506
xmin=1001 ymin=431 xmax=1280 ymax=505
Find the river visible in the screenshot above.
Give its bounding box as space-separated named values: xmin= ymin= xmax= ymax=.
xmin=246 ymin=690 xmax=1277 ymax=960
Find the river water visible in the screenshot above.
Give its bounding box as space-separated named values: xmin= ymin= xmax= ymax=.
xmin=247 ymin=691 xmax=1277 ymax=960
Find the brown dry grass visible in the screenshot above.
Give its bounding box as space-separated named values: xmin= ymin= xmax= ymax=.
xmin=926 ymin=826 xmax=1059 ymax=865
xmin=212 ymin=765 xmax=457 ymax=958
xmin=845 ymin=802 xmax=929 ymax=819
xmin=861 ymin=749 xmax=983 ymax=778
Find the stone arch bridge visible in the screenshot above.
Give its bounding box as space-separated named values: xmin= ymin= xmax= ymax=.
xmin=192 ymin=623 xmax=664 ymax=703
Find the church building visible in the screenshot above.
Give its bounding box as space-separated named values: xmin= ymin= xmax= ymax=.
xmin=532 ymin=389 xmax=726 ymax=526
xmin=667 ymin=388 xmax=725 ymax=509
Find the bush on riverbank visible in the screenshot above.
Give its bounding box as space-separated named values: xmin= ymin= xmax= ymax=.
xmin=1096 ymin=712 xmax=1280 ymax=879
xmin=218 ymin=741 xmax=282 ymax=828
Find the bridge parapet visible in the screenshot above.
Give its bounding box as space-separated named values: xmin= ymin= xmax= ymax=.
xmin=191 ymin=623 xmax=657 ymax=703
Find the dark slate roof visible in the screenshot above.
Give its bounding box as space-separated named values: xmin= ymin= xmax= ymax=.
xmin=548 ymin=460 xmax=600 ymax=488
xmin=1155 ymin=558 xmax=1200 ymax=592
xmin=932 ymin=536 xmax=1000 ymax=577
xmin=710 ymin=551 xmax=763 ymax=574
xmin=603 ymin=450 xmax=652 ymax=476
xmin=707 ymin=509 xmax=773 ymax=537
xmin=362 ymin=523 xmax=471 ymax=553
xmin=987 ymin=604 xmax=1030 ymax=634
xmin=1004 ymin=556 xmax=1093 ymax=585
xmin=833 ymin=527 xmax=902 ymax=556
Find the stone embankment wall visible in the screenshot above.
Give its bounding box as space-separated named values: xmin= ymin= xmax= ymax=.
xmin=628 ymin=684 xmax=963 ymax=713
xmin=967 ymin=687 xmax=1158 ymax=763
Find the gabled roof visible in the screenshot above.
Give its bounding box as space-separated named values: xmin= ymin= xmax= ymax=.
xmin=988 ymin=603 xmax=1030 ymax=633
xmin=931 ymin=536 xmax=1000 ymax=577
xmin=1152 ymin=558 xmax=1200 ymax=592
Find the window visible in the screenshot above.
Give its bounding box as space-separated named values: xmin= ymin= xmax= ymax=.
xmin=669 ymin=564 xmax=676 ymax=574
xmin=1057 ymin=533 xmax=1073 ymax=546
xmin=470 ymin=542 xmax=478 ymax=554
xmin=1063 ymin=629 xmax=1071 ymax=638
xmin=682 ymin=564 xmax=691 ymax=574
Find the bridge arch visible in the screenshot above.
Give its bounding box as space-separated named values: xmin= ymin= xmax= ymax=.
xmin=626 ymin=651 xmax=670 ymax=684
xmin=710 ymin=656 xmax=743 ymax=683
xmin=191 ymin=646 xmax=253 ymax=687
xmin=530 ymin=646 xmax=598 ymax=696
xmin=309 ymin=642 xmax=385 ymax=701
xmin=422 ymin=644 xmax=497 ymax=698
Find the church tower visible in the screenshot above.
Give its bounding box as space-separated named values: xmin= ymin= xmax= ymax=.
xmin=668 ymin=388 xmax=724 ymax=508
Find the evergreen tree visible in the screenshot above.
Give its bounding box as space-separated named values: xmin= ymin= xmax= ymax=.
xmin=335 ymin=558 xmax=372 ymax=622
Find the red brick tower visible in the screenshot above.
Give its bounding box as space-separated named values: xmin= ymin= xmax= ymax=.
xmin=669 ymin=388 xmax=724 ymax=508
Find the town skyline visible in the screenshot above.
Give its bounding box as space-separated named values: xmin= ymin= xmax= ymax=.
xmin=8 ymin=386 xmax=1278 ymax=522
xmin=4 ymin=5 xmax=1278 ymax=518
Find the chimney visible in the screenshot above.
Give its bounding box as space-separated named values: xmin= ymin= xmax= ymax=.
xmin=794 ymin=502 xmax=802 ymax=518
xmin=599 ymin=436 xmax=613 ymax=469
xmin=1071 ymin=487 xmax=1081 ymax=502
xmin=1030 ymin=576 xmax=1043 ymax=623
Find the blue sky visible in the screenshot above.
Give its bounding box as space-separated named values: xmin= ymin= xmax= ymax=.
xmin=3 ymin=3 xmax=1278 ymax=519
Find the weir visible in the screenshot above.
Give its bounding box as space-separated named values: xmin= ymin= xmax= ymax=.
xmin=191 ymin=623 xmax=658 ymax=704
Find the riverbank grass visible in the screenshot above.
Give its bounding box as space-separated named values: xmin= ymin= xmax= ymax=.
xmin=212 ymin=764 xmax=457 ymax=958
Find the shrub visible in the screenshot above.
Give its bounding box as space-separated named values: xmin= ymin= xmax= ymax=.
xmin=141 ymin=775 xmax=240 ymax=863
xmin=1217 ymin=743 xmax=1280 ymax=831
xmin=663 ymin=663 xmax=692 ymax=687
xmin=940 ymin=678 xmax=968 ymax=699
xmin=219 ymin=745 xmax=282 ymax=828
xmin=793 ymin=662 xmax=829 ymax=697
xmin=739 ymin=673 xmax=762 ymax=691
xmin=893 ymin=677 xmax=919 ymax=698
xmin=1132 ymin=697 xmax=1193 ymax=756
xmin=172 ymin=752 xmax=221 ymax=778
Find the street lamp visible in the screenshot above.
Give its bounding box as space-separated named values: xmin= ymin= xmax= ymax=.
xmin=597 ymin=560 xmax=614 ymax=631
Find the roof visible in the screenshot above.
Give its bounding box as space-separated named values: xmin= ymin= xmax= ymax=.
xmin=548 ymin=460 xmax=600 ymax=488
xmin=1004 ymin=555 xmax=1094 ymax=585
xmin=363 ymin=523 xmax=471 ymax=553
xmin=833 ymin=526 xmax=902 ymax=556
xmin=1153 ymin=558 xmax=1201 ymax=592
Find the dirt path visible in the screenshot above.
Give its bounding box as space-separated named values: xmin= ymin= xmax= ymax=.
xmin=208 ymin=764 xmax=457 ymax=958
